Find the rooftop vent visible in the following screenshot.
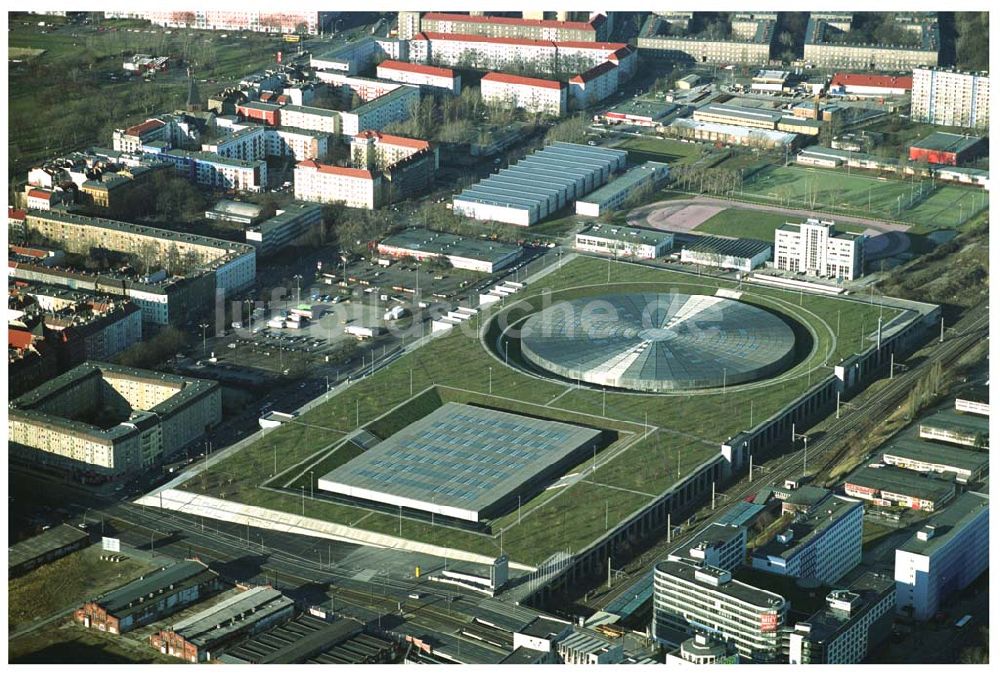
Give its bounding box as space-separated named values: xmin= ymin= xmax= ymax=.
xmin=776 ymin=529 xmax=794 ymax=544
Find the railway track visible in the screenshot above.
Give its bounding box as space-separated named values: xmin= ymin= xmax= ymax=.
xmin=586 ymin=304 xmax=989 ymax=610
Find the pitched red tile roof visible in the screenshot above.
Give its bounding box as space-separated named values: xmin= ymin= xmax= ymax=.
xmin=27 ymin=189 xmax=52 ymax=200
xmin=377 ymin=59 xmax=456 ymax=79
xmin=556 ymin=40 xmax=629 ymax=52
xmin=9 ymin=328 xmax=35 ymax=351
xmin=8 ymin=208 xmax=27 ymax=221
xmin=354 ymin=130 xmax=430 ymax=150
xmin=419 ymin=31 xmax=554 ymax=48
xmin=9 ymin=245 xmax=49 ymax=259
xmin=482 ymin=72 xmax=564 ymax=90
xmin=831 ymin=73 xmax=913 ymax=90
xmin=421 ymin=12 xmax=598 ymax=32
xmin=296 ymin=160 xmax=373 ymax=179
xmin=124 ymin=119 xmax=166 ymax=137
xmin=569 ymin=61 xmax=618 ymax=84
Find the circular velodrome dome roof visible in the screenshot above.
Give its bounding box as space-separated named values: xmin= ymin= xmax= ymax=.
xmin=519 ymin=292 xmax=796 ymax=392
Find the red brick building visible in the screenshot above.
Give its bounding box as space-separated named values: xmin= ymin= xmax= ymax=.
xmin=236 ymin=101 xmax=282 ymax=126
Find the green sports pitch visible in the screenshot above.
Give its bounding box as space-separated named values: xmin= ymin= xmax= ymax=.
xmin=182 ymin=257 xmax=898 ymax=566
xmin=739 ymin=165 xmax=987 ymax=231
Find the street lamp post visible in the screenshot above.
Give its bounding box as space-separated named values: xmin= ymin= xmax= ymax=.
xmin=309 ymin=471 xmax=314 ymax=500
xmin=199 ymin=322 xmax=209 ymax=355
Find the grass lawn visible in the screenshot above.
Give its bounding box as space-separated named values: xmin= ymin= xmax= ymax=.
xmin=9 ymin=619 xmax=177 ymax=664
xmin=618 ymin=137 xmax=707 ymax=166
xmin=738 ymin=165 xmax=987 ymax=230
xmin=694 ymin=208 xmax=862 ymax=241
xmin=182 ymin=257 xmax=899 ymax=566
xmin=8 ymin=545 xmax=158 ymax=634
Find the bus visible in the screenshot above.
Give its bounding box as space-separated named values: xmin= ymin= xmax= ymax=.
xmin=955 ymin=614 xmax=973 ymax=628
xmin=283 ymin=33 xmax=302 ymax=43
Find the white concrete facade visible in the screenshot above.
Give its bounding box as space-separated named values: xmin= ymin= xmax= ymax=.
xmin=774 ymin=218 xmax=864 ymax=280
xmin=481 ymin=73 xmax=567 ymax=116
xmin=911 ymin=68 xmax=990 ymax=130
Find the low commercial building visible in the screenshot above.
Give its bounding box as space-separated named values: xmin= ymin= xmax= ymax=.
xmin=680 ymin=236 xmax=772 ymax=272
xmin=9 ymin=362 xmax=222 ymax=479
xmin=785 ymin=571 xmax=896 ymax=664
xmin=294 ymin=161 xmax=380 ymax=209
xmin=751 ymin=70 xmax=791 ymax=94
xmin=481 ymin=72 xmax=567 ymax=117
xmin=597 ymin=99 xmax=677 ymax=127
xmin=880 ymin=437 xmax=988 ymax=484
xmin=555 ymin=628 xmax=623 ymax=664
xmin=219 ymin=614 xmax=397 ymax=664
xmin=205 ymin=200 xmax=265 ymax=225
xmin=908 ymin=132 xmax=985 ymax=166
xmin=574 ymin=223 xmax=673 ymax=259
xmin=694 ymin=103 xmax=783 ymax=130
xmin=668 ymin=118 xmax=797 ymax=150
xmin=377 ymin=228 xmax=521 ymax=273
xmin=653 ymin=560 xmax=788 ymax=663
xmin=376 ymin=60 xmax=461 ymax=95
xmin=245 ymin=202 xmax=323 ymax=257
xmin=774 ymin=218 xmax=864 ymax=281
xmin=911 ymin=67 xmax=989 ymax=130
xmin=76 ymin=560 xmax=223 ymax=634
xmin=955 ymin=386 xmax=989 ymax=417
xmin=918 ymin=409 xmax=989 ymax=448
xmin=750 ymin=494 xmax=864 ymax=585
xmin=843 ymin=466 xmax=956 ymax=512
xmin=894 ymin=491 xmax=989 ymax=621
xmin=575 ymin=162 xmax=670 ymax=217
xmin=150 ymin=587 xmax=295 ymax=663
xmin=676 ymin=74 xmax=700 ymax=90
xmin=829 ymin=73 xmax=912 ymax=97
xmin=8 ymin=523 xmax=90 ymax=579
xmin=454 ymin=142 xmax=627 ymax=226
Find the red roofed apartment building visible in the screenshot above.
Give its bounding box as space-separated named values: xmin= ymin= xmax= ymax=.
xmin=830 ymin=73 xmax=913 ymax=97
xmin=25 ymin=188 xmax=64 ymax=211
xmin=350 ymin=131 xmax=439 ymax=202
xmin=376 ymin=60 xmax=461 ymax=95
xmin=569 ymin=61 xmax=619 ymax=109
xmin=293 ymin=160 xmax=381 ymax=209
xmin=112 ymin=119 xmax=168 ymax=153
xmin=481 ymin=72 xmax=568 ymax=116
xmin=418 ymin=11 xmax=608 ymax=42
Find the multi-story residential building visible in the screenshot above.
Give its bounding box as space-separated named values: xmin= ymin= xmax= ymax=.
xmin=278 ymin=104 xmax=341 ymax=135
xmin=9 ymin=362 xmax=222 ymax=478
xmin=376 ymin=60 xmax=461 ymax=95
xmin=236 ymin=101 xmax=281 ymax=126
xmin=206 ymin=125 xmax=268 ymax=162
xmin=311 ymin=36 xmax=408 ymax=75
xmin=911 ymin=67 xmax=989 ymax=130
xmin=315 ymin=73 xmax=401 ymax=103
xmin=568 ymin=61 xmax=619 ymax=109
xmin=350 ymin=131 xmax=432 ymax=171
xmin=20 ymin=209 xmax=256 ymax=298
xmin=803 ymin=13 xmax=939 ymax=70
xmin=161 ymin=149 xmax=267 ymax=193
xmin=774 ymin=218 xmax=865 ymax=280
xmin=895 ymin=491 xmax=989 ymax=620
xmin=337 ymin=86 xmax=420 ymax=138
xmin=481 ymin=72 xmax=568 ymax=116
xmin=397 ymin=10 xmax=422 ymax=41
xmin=751 ymin=494 xmax=864 ymax=585
xmin=653 ymin=560 xmax=788 ymax=663
xmin=418 ymin=12 xmax=607 ymax=42
xmin=102 ymin=11 xmax=335 ymax=34
xmin=637 ymin=13 xmax=775 ymax=65
xmin=112 ymin=119 xmax=169 ymax=153
xmin=266 ymin=127 xmax=330 ymax=161
xmin=784 ymin=571 xmax=896 ymax=664
xmin=843 ymin=465 xmax=956 ymax=512
xmin=294 ymin=161 xmax=381 ymax=209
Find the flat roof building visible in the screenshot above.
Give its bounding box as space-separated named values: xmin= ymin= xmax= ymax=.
xmin=453 ymin=142 xmax=627 ymax=226
xmin=751 ymin=494 xmax=864 ymax=585
xmin=785 ymin=571 xmax=896 ymax=664
xmin=955 ymin=386 xmax=989 ymax=417
xmin=880 ymin=437 xmax=988 ymax=484
xmin=669 ymin=522 xmax=747 ymax=572
xmin=668 ymin=118 xmax=798 ymax=150
xmin=76 ymin=560 xmax=223 ymax=634
xmin=843 ymin=465 xmax=956 ymax=512
xmin=912 ymin=67 xmax=989 ymax=130
xmin=918 ymin=409 xmax=989 ymax=448
xmin=908 ymin=131 xmax=985 ymax=166
xmin=895 ymin=491 xmax=989 ymax=620
xmin=575 ymin=162 xmax=670 ymax=217
xmin=318 ymin=402 xmax=605 ymax=522
xmin=245 ymin=202 xmax=324 ymax=258
xmin=695 ymin=103 xmax=784 ymax=130
xmin=574 ymin=223 xmax=673 ymax=259
xmin=774 ymin=218 xmax=864 ymax=281
xmin=653 ymin=560 xmax=787 ymax=663
xmin=150 ymin=587 xmax=295 ymax=662
xmin=597 ymin=99 xmax=677 ymax=127
xmin=804 ymin=13 xmax=939 ymax=71
xmin=638 ymin=13 xmax=775 ymax=65
xmin=680 ymin=236 xmax=772 ymax=272
xmin=377 ymin=228 xmax=521 ymax=273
